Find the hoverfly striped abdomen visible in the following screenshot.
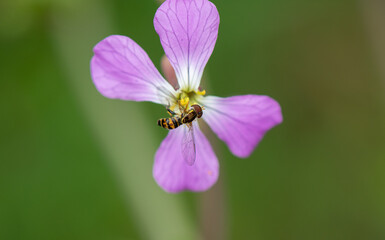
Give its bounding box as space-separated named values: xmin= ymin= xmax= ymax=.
xmin=157 ymin=116 xmax=182 ymax=130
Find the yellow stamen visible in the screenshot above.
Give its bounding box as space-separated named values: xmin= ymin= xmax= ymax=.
xmin=179 ymin=97 xmax=190 ymax=107
xmin=196 ymin=89 xmax=206 ymax=96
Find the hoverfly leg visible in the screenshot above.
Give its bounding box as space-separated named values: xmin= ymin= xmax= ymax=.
xmin=167 ymin=108 xmax=177 ymax=117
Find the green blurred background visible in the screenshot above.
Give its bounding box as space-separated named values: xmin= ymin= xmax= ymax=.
xmin=1 ymin=0 xmax=385 ymax=239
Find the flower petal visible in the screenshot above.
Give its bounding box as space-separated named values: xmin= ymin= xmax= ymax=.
xmin=91 ymin=35 xmax=176 ymax=104
xmin=154 ymin=0 xmax=219 ymax=91
xmin=201 ymin=95 xmax=283 ymax=158
xmin=153 ymin=122 xmax=219 ymax=193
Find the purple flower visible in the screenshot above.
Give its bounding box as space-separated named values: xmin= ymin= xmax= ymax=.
xmin=90 ymin=0 xmax=283 ymax=193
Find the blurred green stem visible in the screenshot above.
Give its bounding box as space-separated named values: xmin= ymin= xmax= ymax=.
xmin=361 ymin=0 xmax=385 ymax=95
xmin=50 ymin=1 xmax=198 ymax=239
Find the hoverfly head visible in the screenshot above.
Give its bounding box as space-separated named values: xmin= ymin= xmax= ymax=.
xmin=191 ymin=104 xmax=203 ymax=118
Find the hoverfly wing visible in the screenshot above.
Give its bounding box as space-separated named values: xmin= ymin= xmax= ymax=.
xmin=181 ymin=123 xmax=196 ymax=166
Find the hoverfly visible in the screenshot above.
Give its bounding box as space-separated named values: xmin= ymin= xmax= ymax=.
xmin=157 ymin=104 xmax=204 ymax=165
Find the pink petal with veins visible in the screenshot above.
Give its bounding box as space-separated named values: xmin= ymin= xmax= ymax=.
xmin=202 ymin=95 xmax=283 ymax=158
xmin=154 ymin=0 xmax=219 ymax=91
xmin=153 ymin=122 xmax=219 ymax=193
xmin=91 ymin=35 xmax=175 ymax=104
